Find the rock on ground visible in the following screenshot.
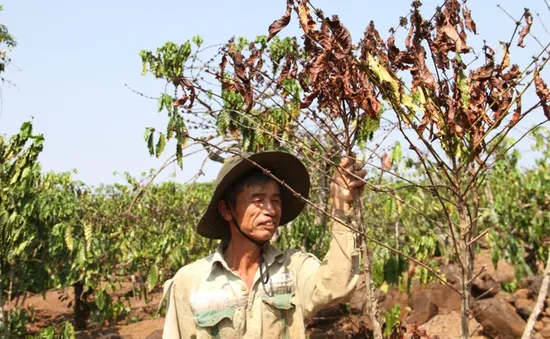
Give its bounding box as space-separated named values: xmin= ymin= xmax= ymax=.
xmin=473 ymin=297 xmax=526 ymax=339
xmin=417 ymin=311 xmax=487 ymax=339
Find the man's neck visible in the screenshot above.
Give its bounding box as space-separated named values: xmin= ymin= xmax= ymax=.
xmin=224 ymin=237 xmax=261 ymax=274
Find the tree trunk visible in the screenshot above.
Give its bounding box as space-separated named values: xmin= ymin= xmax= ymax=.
xmin=74 ymin=281 xmax=88 ymax=330
xmin=458 ymin=199 xmax=473 ymax=339
xmin=362 ymin=234 xmax=383 ymax=339
xmin=0 ymin=264 xmax=5 ymax=337
xmin=521 ymin=251 xmax=550 ymax=339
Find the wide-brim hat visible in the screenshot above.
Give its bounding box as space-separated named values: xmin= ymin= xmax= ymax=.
xmin=197 ymin=151 xmax=310 ymax=239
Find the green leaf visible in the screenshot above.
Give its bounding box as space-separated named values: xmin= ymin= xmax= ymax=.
xmin=456 ymin=54 xmax=470 ymax=110
xmin=147 ymin=264 xmax=159 ymax=292
xmin=176 ymin=144 xmax=183 ymax=168
xmin=192 ymin=35 xmax=204 ymax=47
xmin=147 ymin=131 xmax=155 ymax=156
xmin=156 ymin=133 xmax=166 ymax=158
xmin=392 ymin=142 xmax=402 ymax=164
xmin=61 ymin=321 xmax=76 ymax=339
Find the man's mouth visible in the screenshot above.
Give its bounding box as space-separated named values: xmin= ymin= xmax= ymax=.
xmin=259 ymin=221 xmax=276 ymax=228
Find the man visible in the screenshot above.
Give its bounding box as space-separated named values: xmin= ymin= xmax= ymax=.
xmin=162 ymin=150 xmax=366 ymax=338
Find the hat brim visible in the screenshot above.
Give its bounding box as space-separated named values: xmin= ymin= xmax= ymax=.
xmin=197 ymin=151 xmax=310 ymax=239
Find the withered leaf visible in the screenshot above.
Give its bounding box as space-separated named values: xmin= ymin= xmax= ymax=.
xmin=501 ymin=43 xmax=510 ymax=69
xmin=267 ymin=0 xmax=293 ymax=42
xmin=298 ymin=0 xmax=316 ymax=34
xmin=172 ymin=96 xmax=188 ymax=107
xmin=300 ymin=92 xmax=318 ymax=109
xmin=328 ymin=15 xmax=352 ymax=59
xmin=517 ymin=9 xmax=533 ymax=48
xmin=535 ymin=74 xmax=550 ymax=120
xmin=441 ymin=25 xmax=470 ymax=52
xmin=277 ymin=58 xmax=292 ymax=88
xmin=381 ymin=153 xmax=392 ymax=170
xmin=462 ymin=5 xmax=477 ymax=34
xmin=508 ymin=92 xmax=522 ymax=127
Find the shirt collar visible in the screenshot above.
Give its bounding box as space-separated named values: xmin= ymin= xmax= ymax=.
xmin=210 ymin=240 xmax=284 ymax=274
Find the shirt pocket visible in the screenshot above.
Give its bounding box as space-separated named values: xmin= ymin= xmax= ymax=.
xmin=193 ymin=308 xmax=236 ymax=339
xmin=261 ymin=293 xmax=295 ymax=338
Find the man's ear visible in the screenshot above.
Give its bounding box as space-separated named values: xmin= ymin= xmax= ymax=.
xmin=218 ymin=200 xmax=232 ymax=222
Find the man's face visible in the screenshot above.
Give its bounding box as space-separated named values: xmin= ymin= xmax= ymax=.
xmin=222 ymin=180 xmax=282 ymax=243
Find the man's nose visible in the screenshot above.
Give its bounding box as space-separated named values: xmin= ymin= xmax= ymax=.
xmin=264 ymin=201 xmax=277 ymax=216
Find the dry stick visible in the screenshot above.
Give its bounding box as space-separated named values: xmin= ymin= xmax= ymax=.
xmin=395 ymin=114 xmax=464 ymax=270
xmin=521 ymin=250 xmax=550 ymax=339
xmin=186 ymin=134 xmax=460 ymax=293
xmin=224 ymin=109 xmax=455 ymax=237
xmin=478 ymin=121 xmax=549 ymax=185
xmin=497 ymin=5 xmax=545 ymax=49
xmin=126 ymin=141 xmax=206 ymax=215
xmin=227 ymin=99 xmax=458 ymax=205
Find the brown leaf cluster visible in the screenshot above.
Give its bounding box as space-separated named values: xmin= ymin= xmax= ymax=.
xmin=290 ymin=0 xmax=381 ymax=122
xmin=535 ymin=73 xmax=550 ymax=120
xmin=367 ymin=0 xmax=534 ymax=160
xmin=217 ymin=40 xmax=264 ymax=112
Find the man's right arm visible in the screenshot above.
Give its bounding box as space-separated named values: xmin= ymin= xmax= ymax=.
xmin=162 ymin=277 xmax=197 ymax=339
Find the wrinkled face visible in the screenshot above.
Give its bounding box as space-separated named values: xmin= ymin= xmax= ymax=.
xmin=219 ymin=180 xmax=282 ymax=243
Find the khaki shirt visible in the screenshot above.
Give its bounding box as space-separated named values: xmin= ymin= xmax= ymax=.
xmin=161 ymin=214 xmax=359 ymax=338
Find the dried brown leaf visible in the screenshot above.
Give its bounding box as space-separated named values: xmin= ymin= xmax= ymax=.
xmin=267 ymin=0 xmax=293 ymax=42
xmin=298 ymin=0 xmax=316 ymax=34
xmin=277 ymin=58 xmax=292 ymax=88
xmin=328 ymin=15 xmax=352 ymax=59
xmin=381 ymin=153 xmax=392 ymax=170
xmin=508 ymin=92 xmax=522 ymax=127
xmin=535 ymin=74 xmax=550 ymax=120
xmin=463 ymin=5 xmax=477 ymax=34
xmin=172 ymin=96 xmax=188 ymax=107
xmin=517 ymin=9 xmax=533 ymax=47
xmin=501 ymin=44 xmax=510 ymax=69
xmin=441 ymin=25 xmax=470 ymax=52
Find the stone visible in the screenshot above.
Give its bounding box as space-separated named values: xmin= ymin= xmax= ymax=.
xmin=515 ymin=298 xmax=536 ymax=319
xmin=474 ymin=251 xmax=515 ymax=284
xmin=405 ymin=301 xmax=438 ymax=326
xmin=310 ymin=331 xmax=329 ymax=339
xmin=522 ymin=275 xmax=549 ymax=299
xmin=513 ymin=288 xmax=530 ymax=301
xmin=473 ymin=297 xmax=526 ymax=339
xmin=145 ymin=330 xmax=163 ymax=339
xmin=546 ymin=307 xmax=550 ymax=316
xmin=406 ymin=282 xmax=461 ymax=325
xmin=535 ymin=320 xmax=545 ymax=331
xmin=418 ymin=311 xmax=487 ymax=339
xmin=439 ymin=263 xmax=461 ymax=285
xmin=472 ymin=273 xmax=500 ymax=299
xmin=495 ymin=291 xmax=514 ymax=304
xmin=541 ymin=327 xmax=550 ymax=339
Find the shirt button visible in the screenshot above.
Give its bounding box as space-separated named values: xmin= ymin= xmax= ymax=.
xmin=241 ymin=285 xmax=247 ymax=292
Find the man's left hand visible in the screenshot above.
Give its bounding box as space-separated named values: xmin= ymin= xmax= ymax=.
xmin=330 ymin=155 xmax=367 ymax=212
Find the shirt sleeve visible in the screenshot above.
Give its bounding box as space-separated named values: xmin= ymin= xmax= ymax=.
xmin=162 ymin=277 xmax=198 ymax=339
xmin=295 ymin=209 xmax=360 ymax=319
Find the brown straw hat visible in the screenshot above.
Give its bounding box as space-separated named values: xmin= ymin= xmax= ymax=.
xmin=197 ymin=151 xmax=310 ymax=239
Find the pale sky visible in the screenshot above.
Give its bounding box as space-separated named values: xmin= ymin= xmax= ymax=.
xmin=1 ymin=0 xmax=548 ymax=186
